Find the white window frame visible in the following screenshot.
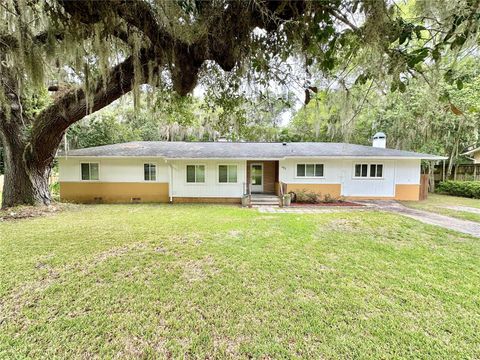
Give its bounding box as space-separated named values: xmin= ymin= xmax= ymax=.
xmin=217 ymin=164 xmax=238 ymax=184
xmin=353 ymin=163 xmax=384 ymax=179
xmin=369 ymin=164 xmax=384 ymax=179
xmin=80 ymin=162 xmax=100 ymax=181
xmin=186 ymin=164 xmax=206 ymax=184
xmin=143 ymin=163 xmax=157 ymax=182
xmin=295 ymin=163 xmax=325 ymax=178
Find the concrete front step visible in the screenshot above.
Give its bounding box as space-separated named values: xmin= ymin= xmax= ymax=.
xmin=252 ymin=205 xmax=280 ymax=208
xmin=252 ymin=202 xmax=280 ymax=206
xmin=251 ymin=197 xmax=278 ymax=200
xmin=250 ymin=194 xmax=281 ymax=206
xmin=251 ymin=198 xmax=280 ymax=206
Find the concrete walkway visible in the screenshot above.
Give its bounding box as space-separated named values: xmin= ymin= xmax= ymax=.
xmin=443 ymin=205 xmax=480 ymax=214
xmin=361 ymin=201 xmax=480 ymax=238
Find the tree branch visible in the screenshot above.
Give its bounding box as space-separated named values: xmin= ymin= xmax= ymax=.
xmin=58 ymin=0 xmax=309 ymax=95
xmin=325 ymin=7 xmax=359 ymax=32
xmin=28 ymin=47 xmax=157 ymax=167
xmin=345 ymin=80 xmax=374 ymax=126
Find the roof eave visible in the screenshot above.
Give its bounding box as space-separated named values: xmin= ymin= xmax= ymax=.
xmin=461 ymin=147 xmax=480 ymax=156
xmin=56 ymin=154 xmax=448 ymax=160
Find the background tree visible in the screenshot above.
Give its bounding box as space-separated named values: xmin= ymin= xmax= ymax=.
xmin=287 ymin=0 xmax=480 ymax=168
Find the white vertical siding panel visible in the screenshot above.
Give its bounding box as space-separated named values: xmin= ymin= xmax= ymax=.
xmin=58 ymin=157 xmax=169 ymax=182
xmin=280 ymin=158 xmax=398 ymax=197
xmin=395 ymin=159 xmax=421 ymax=184
xmin=279 ymin=159 xmax=343 ymax=184
xmin=171 ymin=160 xmax=246 ymax=198
xmin=342 ymin=160 xmax=395 ymax=197
xmin=58 ymin=158 xmax=80 ymax=181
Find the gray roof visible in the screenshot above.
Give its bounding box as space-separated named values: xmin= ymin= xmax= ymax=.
xmin=58 ymin=141 xmax=446 ymax=160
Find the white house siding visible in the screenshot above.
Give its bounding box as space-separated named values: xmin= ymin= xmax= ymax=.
xmin=58 ymin=157 xmax=170 ymax=182
xmin=278 ymin=159 xmax=343 ymax=185
xmin=279 ymin=158 xmax=421 ymax=198
xmin=341 ymin=160 xmax=395 ymax=197
xmin=394 ymin=159 xmax=421 ymax=184
xmin=170 ymin=160 xmax=246 ymax=198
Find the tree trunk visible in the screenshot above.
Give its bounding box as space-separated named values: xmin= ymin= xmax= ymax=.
xmin=0 ymin=69 xmax=55 ymax=208
xmin=1 ymin=142 xmax=51 ymax=208
xmin=0 ymin=124 xmax=52 ymax=208
xmin=0 ymin=46 xmax=157 ymax=209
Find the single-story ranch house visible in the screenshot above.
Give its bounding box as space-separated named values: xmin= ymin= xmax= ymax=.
xmin=58 ymin=134 xmax=445 ymax=204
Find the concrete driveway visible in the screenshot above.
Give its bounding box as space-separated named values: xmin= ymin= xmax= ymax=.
xmin=360 ymin=200 xmax=480 ymax=238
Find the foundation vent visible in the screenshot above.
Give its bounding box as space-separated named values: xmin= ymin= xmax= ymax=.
xmin=93 ymin=197 xmax=103 ymax=203
xmin=131 ymin=197 xmax=142 ymax=203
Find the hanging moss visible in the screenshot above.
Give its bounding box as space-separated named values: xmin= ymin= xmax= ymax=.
xmin=1 ymin=0 xmax=478 ymax=128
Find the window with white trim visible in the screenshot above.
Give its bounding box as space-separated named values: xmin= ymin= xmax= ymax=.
xmin=296 ymin=163 xmax=324 ymax=177
xmin=354 ymin=163 xmax=383 ymax=178
xmin=218 ymin=165 xmax=237 ymax=183
xmin=186 ymin=165 xmax=205 ymax=183
xmin=81 ymin=163 xmax=99 ymax=180
xmin=370 ymin=164 xmax=383 ymax=178
xmin=144 ymin=163 xmax=156 ymax=181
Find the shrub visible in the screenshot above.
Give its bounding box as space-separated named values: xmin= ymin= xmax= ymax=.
xmin=436 ymin=181 xmax=480 ymax=199
xmin=292 ymin=190 xmax=344 ymax=203
xmin=324 ymin=193 xmax=344 ymax=203
xmin=294 ymin=189 xmax=322 ymax=203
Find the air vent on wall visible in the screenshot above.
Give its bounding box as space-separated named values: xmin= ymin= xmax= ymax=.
xmin=93 ymin=197 xmax=103 ymax=203
xmin=131 ymin=197 xmax=141 ymax=203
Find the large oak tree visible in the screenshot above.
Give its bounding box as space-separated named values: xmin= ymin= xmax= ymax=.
xmin=0 ymin=0 xmax=477 ymax=208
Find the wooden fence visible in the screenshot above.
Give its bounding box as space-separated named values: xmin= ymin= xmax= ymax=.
xmin=419 ymin=174 xmax=429 ymax=200
xmin=434 ymin=164 xmax=480 ymax=182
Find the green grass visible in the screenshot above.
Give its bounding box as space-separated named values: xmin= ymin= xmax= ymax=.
xmin=1 ymin=204 xmax=479 ymax=358
xmin=403 ymin=193 xmax=480 ymax=222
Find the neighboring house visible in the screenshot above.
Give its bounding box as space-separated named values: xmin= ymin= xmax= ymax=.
xmin=461 ymin=146 xmax=480 ymax=163
xmin=57 ymin=134 xmax=445 ymax=204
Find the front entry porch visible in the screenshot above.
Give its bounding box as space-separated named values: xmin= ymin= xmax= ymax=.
xmin=246 ymin=160 xmax=279 ymax=195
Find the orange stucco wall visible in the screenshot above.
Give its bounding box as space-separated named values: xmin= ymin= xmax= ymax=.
xmin=60 ymin=180 xmax=421 ymax=204
xmin=394 ymin=184 xmax=420 ymax=201
xmin=60 ymin=182 xmax=169 ymax=203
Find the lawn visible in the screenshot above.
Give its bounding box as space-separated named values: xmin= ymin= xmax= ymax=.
xmin=403 ymin=193 xmax=480 ymax=223
xmin=1 ymin=204 xmax=479 ymax=358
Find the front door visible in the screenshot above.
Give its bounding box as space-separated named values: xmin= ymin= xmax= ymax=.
xmin=250 ymin=163 xmax=263 ymax=193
